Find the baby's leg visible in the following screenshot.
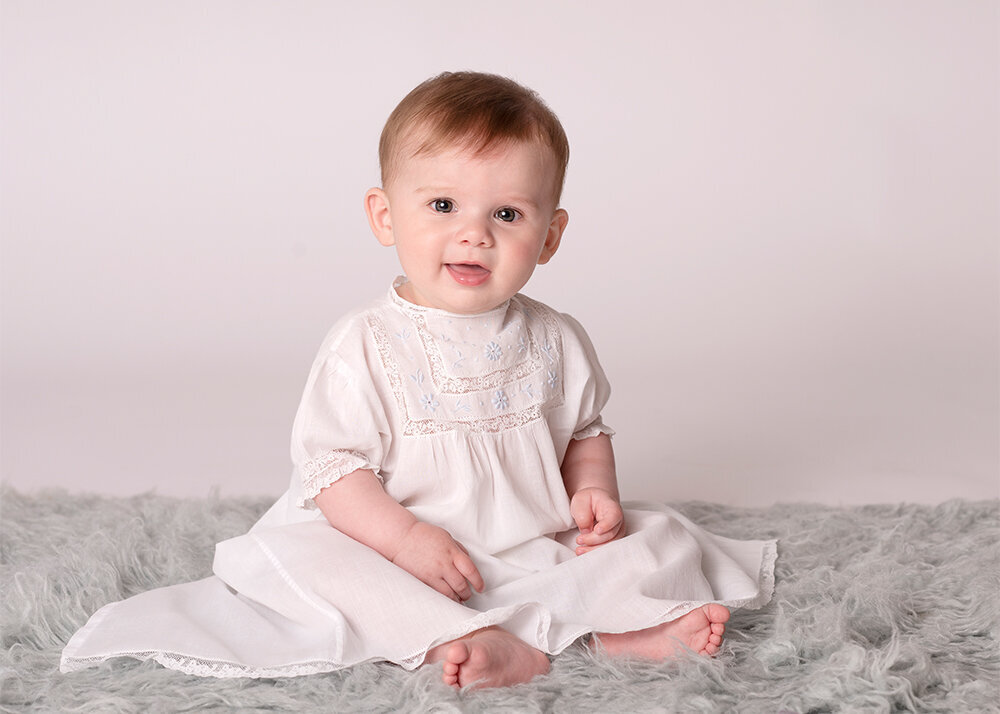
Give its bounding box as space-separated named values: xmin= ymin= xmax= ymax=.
xmin=425 ymin=627 xmax=550 ymax=689
xmin=593 ymin=603 xmax=730 ymax=658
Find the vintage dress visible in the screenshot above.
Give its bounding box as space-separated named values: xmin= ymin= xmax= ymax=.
xmin=61 ymin=281 xmax=777 ymax=678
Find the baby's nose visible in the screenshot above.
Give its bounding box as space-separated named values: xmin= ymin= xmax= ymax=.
xmin=457 ymin=218 xmax=494 ymax=247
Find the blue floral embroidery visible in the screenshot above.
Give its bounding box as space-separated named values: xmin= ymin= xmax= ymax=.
xmin=522 ymin=383 xmax=535 ymax=399
xmin=547 ymin=370 xmax=559 ymax=389
xmin=492 ymin=390 xmax=508 ymax=410
xmin=485 ymin=341 xmax=503 ymax=361
xmin=394 ymin=328 xmax=412 ymax=341
xmin=517 ymin=335 xmax=528 ymax=355
xmin=455 ymin=399 xmax=472 ymax=414
xmin=540 ymin=339 xmax=555 ymax=363
xmin=409 ymin=370 xmax=424 ymax=386
xmin=420 ymin=393 xmax=439 ymax=413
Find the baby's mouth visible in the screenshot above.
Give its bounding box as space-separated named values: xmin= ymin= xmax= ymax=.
xmin=446 ymin=263 xmax=491 ymax=286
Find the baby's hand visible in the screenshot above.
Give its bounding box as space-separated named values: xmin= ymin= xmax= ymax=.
xmin=390 ymin=521 xmax=485 ymax=602
xmin=570 ymin=487 xmax=625 ymax=555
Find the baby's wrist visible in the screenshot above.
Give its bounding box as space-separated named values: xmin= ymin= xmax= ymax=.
xmin=384 ymin=515 xmax=421 ymax=563
xmin=573 ymin=485 xmax=617 ymax=500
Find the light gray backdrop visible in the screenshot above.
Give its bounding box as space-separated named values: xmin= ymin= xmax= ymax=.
xmin=2 ymin=1 xmax=997 ymax=505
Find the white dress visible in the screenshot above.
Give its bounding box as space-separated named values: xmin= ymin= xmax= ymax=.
xmin=61 ymin=280 xmax=777 ymax=678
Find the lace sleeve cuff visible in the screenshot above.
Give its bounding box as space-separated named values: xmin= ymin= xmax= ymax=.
xmin=572 ymin=417 xmax=616 ymax=441
xmin=297 ymin=449 xmax=381 ymax=507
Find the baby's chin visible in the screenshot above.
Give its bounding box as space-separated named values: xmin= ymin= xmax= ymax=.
xmin=395 ymin=282 xmax=508 ymax=315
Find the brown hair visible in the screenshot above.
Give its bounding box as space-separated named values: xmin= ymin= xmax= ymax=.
xmin=378 ymin=71 xmax=570 ymax=203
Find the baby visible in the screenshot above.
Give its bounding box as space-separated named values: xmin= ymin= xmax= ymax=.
xmin=328 ymin=71 xmax=727 ymax=687
xmin=61 ymin=72 xmax=775 ymax=689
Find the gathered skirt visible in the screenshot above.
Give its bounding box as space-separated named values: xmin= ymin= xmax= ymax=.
xmin=61 ymin=501 xmax=776 ymax=678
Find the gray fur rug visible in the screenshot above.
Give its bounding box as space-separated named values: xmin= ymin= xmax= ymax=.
xmin=1 ymin=489 xmax=997 ymax=713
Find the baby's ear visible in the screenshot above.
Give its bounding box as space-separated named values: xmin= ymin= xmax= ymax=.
xmin=365 ymin=188 xmax=395 ymax=246
xmin=537 ymin=208 xmax=568 ymax=265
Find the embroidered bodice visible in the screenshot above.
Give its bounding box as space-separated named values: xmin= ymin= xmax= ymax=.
xmin=280 ymin=279 xmax=613 ymax=552
xmin=369 ymin=283 xmax=566 ymax=437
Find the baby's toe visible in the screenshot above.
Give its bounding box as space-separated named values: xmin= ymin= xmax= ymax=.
xmin=441 ymin=663 xmax=459 ymax=687
xmin=444 ymin=640 xmax=472 ymax=667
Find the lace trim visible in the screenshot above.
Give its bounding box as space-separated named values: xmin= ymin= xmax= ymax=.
xmin=740 ymin=538 xmax=778 ymax=611
xmin=369 ymin=314 xmax=427 ymax=436
xmin=407 ymin=403 xmax=548 ymax=437
xmin=61 ymin=651 xmax=350 ymax=679
xmin=300 ymin=449 xmax=376 ymax=501
xmin=571 ymin=419 xmax=616 ymax=441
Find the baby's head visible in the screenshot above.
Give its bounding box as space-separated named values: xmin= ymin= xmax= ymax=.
xmin=378 ymin=71 xmax=569 ymax=204
xmin=366 ymin=72 xmax=572 ymax=315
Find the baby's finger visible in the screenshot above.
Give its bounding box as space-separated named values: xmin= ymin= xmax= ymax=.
xmin=575 ymin=528 xmax=617 ymax=546
xmin=593 ymin=513 xmax=623 ymax=537
xmin=443 ymin=569 xmax=472 ymax=601
xmin=569 ymin=494 xmax=596 ymax=533
xmin=454 ymin=552 xmax=485 ymax=593
xmin=594 ymin=501 xmax=625 ymax=533
xmin=431 ymin=577 xmax=461 ymax=602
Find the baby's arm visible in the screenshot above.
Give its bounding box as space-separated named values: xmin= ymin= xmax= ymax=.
xmin=562 ymin=433 xmax=625 ymax=555
xmin=313 ymin=469 xmax=484 ymax=601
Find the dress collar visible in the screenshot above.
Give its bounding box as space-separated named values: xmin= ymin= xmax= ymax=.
xmin=387 ymin=276 xmax=513 ymax=321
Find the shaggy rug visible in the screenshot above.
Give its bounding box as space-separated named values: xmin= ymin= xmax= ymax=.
xmin=1 ymin=489 xmax=997 ymax=713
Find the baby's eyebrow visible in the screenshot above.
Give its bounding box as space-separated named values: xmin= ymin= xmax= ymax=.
xmin=506 ymin=196 xmax=540 ymax=211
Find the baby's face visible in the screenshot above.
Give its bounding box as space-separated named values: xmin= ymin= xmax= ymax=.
xmin=366 ymin=139 xmax=568 ymax=315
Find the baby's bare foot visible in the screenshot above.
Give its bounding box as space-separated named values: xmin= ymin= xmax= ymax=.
xmin=427 ymin=627 xmax=549 ymax=689
xmin=593 ymin=603 xmax=730 ymax=658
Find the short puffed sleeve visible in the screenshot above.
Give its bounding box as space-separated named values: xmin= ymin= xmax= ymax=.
xmin=556 ymin=312 xmax=615 ymax=442
xmin=289 ymin=319 xmax=391 ymax=508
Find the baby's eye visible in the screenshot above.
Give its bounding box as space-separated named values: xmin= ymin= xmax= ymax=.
xmin=431 ymin=199 xmax=454 ymax=213
xmin=495 ymin=207 xmax=520 ymax=223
